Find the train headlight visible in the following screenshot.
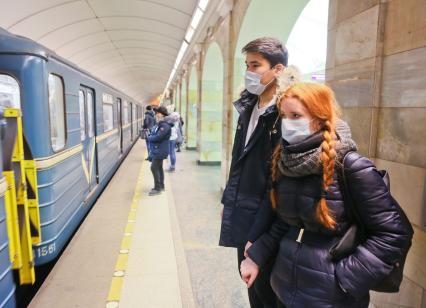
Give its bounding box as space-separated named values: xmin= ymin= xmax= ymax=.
xmin=0 ymin=74 xmax=21 ymax=109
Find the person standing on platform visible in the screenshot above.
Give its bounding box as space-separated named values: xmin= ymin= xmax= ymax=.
xmin=219 ymin=37 xmax=288 ymax=308
xmin=166 ymin=112 xmax=180 ymax=172
xmin=143 ymin=105 xmax=156 ymax=160
xmin=147 ymin=106 xmax=172 ymax=196
xmin=176 ymin=115 xmax=184 ymax=152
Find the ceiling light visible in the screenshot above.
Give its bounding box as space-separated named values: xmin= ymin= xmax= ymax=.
xmin=191 ymin=8 xmax=203 ymax=29
xmin=199 ymin=0 xmax=209 ymax=11
xmin=175 ymin=41 xmax=189 ymax=68
xmin=185 ymin=27 xmax=195 ymax=42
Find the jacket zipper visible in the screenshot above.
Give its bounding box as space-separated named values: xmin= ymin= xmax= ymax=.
xmin=289 ymin=242 xmax=302 ymax=307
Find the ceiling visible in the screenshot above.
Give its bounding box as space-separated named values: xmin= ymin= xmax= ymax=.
xmin=0 ymin=0 xmax=200 ymax=103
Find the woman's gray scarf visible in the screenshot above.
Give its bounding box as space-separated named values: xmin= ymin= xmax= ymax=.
xmin=278 ymin=120 xmax=357 ymax=177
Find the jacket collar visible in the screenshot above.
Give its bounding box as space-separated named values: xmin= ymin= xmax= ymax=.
xmin=233 ymin=90 xmax=257 ymax=115
xmin=157 ymin=119 xmax=172 ymax=126
xmin=233 ymin=89 xmax=278 ymax=118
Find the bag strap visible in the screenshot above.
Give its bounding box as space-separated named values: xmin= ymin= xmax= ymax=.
xmin=340 ymin=151 xmax=366 ymax=238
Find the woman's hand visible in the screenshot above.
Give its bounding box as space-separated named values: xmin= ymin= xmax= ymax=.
xmin=240 ymin=257 xmax=259 ymax=288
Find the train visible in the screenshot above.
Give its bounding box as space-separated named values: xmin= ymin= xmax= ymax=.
xmin=0 ymin=27 xmax=144 ymax=307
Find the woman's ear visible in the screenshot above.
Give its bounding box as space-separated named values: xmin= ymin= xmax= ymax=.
xmin=311 ymin=119 xmax=323 ymax=133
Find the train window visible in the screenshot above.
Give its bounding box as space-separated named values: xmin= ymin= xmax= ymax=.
xmin=87 ymin=91 xmax=94 ymax=137
xmin=117 ymin=97 xmax=122 ymax=126
xmin=79 ymin=90 xmax=86 ymax=141
xmin=113 ymin=98 xmax=117 ymax=128
xmin=103 ymin=104 xmax=113 ymax=132
xmin=102 ymin=93 xmax=114 ymax=132
xmin=0 ymin=74 xmax=20 ymax=108
xmin=48 ymin=74 xmax=66 ymax=152
xmin=123 ymin=100 xmax=129 ymax=124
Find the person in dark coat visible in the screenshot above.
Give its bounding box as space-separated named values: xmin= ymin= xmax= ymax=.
xmin=147 ymin=106 xmax=172 ymax=196
xmin=219 ymin=37 xmax=288 ymax=308
xmin=143 ymin=105 xmax=156 ymax=159
xmin=240 ymin=83 xmax=412 ymax=308
xmin=176 ymin=115 xmax=184 ymax=152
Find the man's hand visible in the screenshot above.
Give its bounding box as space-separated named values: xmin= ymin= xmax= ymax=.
xmin=240 ymin=257 xmax=259 ymax=288
xmin=244 ymin=241 xmax=252 ymax=258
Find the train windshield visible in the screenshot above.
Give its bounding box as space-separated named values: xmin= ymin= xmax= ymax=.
xmin=0 ymin=74 xmax=20 ymax=109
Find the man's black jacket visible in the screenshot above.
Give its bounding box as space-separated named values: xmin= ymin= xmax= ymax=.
xmin=219 ymin=90 xmax=281 ymax=248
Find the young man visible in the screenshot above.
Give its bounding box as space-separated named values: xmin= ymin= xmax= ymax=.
xmin=147 ymin=106 xmax=172 ymax=196
xmin=219 ymin=37 xmax=288 ymax=308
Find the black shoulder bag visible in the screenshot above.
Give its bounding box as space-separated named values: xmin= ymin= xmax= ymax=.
xmin=329 ymin=151 xmax=414 ymax=293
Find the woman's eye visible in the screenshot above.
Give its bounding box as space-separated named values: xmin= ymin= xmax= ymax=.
xmin=293 ymin=114 xmax=301 ymax=119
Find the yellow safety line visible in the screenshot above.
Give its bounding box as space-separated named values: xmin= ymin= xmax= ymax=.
xmin=106 ymin=153 xmax=145 ymax=308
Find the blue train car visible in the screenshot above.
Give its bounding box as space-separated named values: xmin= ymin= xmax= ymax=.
xmin=0 ymin=27 xmax=143 ymax=306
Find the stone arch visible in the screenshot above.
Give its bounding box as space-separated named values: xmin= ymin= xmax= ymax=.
xmin=187 ymin=65 xmax=198 ymax=149
xmin=199 ymin=42 xmax=223 ymax=164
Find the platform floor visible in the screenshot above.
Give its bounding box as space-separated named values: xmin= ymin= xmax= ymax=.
xmin=29 ymin=140 xmax=249 ymax=308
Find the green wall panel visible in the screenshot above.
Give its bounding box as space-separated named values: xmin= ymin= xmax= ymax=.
xmin=200 ymin=43 xmax=223 ymax=162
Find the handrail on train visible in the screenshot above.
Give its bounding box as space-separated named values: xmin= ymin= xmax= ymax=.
xmin=1 ymin=107 xmax=41 ymax=285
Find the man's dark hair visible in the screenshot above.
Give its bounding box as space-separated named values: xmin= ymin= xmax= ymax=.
xmin=146 ymin=105 xmax=152 ymax=111
xmin=154 ymin=106 xmax=168 ymax=116
xmin=242 ymin=37 xmax=288 ymax=67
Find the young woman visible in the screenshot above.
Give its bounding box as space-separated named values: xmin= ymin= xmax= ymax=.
xmin=240 ymin=83 xmax=412 ymax=307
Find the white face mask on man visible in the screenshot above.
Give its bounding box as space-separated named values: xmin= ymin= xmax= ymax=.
xmin=281 ymin=118 xmax=312 ymax=144
xmin=244 ymin=69 xmax=275 ymax=95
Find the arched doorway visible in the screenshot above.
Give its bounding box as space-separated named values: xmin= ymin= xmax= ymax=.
xmin=199 ymin=42 xmax=223 ymax=164
xmin=187 ymin=65 xmax=198 ymax=149
xmin=181 ymin=78 xmax=187 ymax=131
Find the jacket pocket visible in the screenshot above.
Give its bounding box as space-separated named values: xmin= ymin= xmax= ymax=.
xmin=231 ymin=206 xmax=257 ymax=245
xmin=236 ymin=195 xmax=261 ymax=211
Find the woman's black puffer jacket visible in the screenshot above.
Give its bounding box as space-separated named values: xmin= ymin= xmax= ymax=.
xmin=247 ymin=134 xmax=412 ymax=308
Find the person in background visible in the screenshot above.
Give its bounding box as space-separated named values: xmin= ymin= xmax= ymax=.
xmin=143 ymin=105 xmax=156 ymax=159
xmin=146 ymin=106 xmax=172 ymax=196
xmin=176 ymin=115 xmax=184 ymax=152
xmin=167 ymin=112 xmax=181 ymax=172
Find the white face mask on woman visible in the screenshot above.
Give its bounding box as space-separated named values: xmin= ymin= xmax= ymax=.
xmin=244 ymin=70 xmax=275 ymax=95
xmin=281 ymin=118 xmax=312 ymax=144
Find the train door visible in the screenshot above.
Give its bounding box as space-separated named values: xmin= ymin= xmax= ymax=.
xmin=79 ymin=87 xmax=97 ymax=191
xmin=117 ymin=98 xmax=123 ymax=154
